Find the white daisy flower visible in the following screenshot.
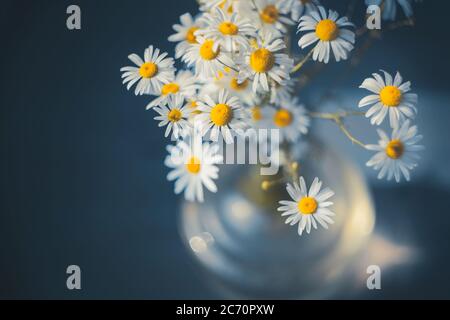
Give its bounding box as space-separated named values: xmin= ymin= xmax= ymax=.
xmin=182 ymin=36 xmax=235 ymax=79
xmin=242 ymin=0 xmax=295 ymax=38
xmin=165 ymin=135 xmax=223 ymax=202
xmin=168 ymin=13 xmax=202 ymax=59
xmin=153 ymin=94 xmax=192 ymax=140
xmin=365 ymin=0 xmax=413 ymax=21
xmin=265 ymin=97 xmax=310 ymax=143
xmin=297 ymin=6 xmax=355 ymax=63
xmin=282 ymin=0 xmax=320 ymax=22
xmin=146 ymin=70 xmax=198 ymax=109
xmin=270 ymin=78 xmax=295 ymax=104
xmin=195 ymin=89 xmax=249 ymax=144
xmin=358 ymin=70 xmax=418 ymax=128
xmin=120 ymin=46 xmax=176 ymax=96
xmin=237 ymin=33 xmax=293 ymax=93
xmin=278 ymin=176 xmax=335 ymax=236
xmin=366 ymin=120 xmax=424 ymax=182
xmin=196 ymin=8 xmax=256 ymax=52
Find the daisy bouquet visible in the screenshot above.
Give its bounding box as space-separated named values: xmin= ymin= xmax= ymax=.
xmin=120 ymin=0 xmax=423 ymax=237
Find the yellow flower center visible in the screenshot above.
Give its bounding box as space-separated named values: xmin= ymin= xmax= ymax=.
xmin=139 ymin=62 xmax=158 ymax=79
xmin=251 ymin=106 xmax=262 ymax=122
xmin=250 ymin=48 xmax=275 ymax=73
xmin=186 ymin=157 xmax=201 ymax=174
xmin=161 ymin=83 xmax=180 ymax=95
xmin=200 ymin=40 xmax=220 ymax=60
xmin=315 ymin=19 xmax=339 ymax=41
xmin=380 ymin=85 xmax=402 ymax=107
xmin=219 ymin=22 xmax=239 ymax=35
xmin=260 ymin=5 xmax=279 ymax=24
xmin=298 ymin=197 xmax=318 ymax=215
xmin=385 ymin=139 xmax=404 ymax=159
xmin=186 ymin=27 xmax=199 ymax=44
xmin=273 ymin=109 xmax=293 ymax=127
xmin=230 ymin=78 xmax=248 ymax=91
xmin=210 ymin=103 xmax=233 ymax=126
xmin=167 ymin=109 xmax=182 ymax=122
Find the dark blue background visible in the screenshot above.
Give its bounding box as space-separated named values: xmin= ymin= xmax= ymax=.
xmin=1 ymin=0 xmax=450 ymax=299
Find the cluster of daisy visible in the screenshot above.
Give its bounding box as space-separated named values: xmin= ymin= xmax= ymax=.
xmin=120 ymin=0 xmax=422 ymax=236
xmin=359 ymin=70 xmax=424 ymax=183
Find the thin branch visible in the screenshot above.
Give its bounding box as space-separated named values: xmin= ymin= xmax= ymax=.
xmin=386 ymin=18 xmax=415 ymax=31
xmin=309 ymin=111 xmax=367 ymax=148
xmin=291 ymin=48 xmax=314 ymax=74
xmin=217 ymin=59 xmax=239 ymax=73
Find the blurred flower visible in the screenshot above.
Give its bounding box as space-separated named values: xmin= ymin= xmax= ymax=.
xmin=207 ymin=68 xmax=257 ymax=106
xmin=199 ymin=0 xmax=235 ymax=13
xmin=120 ymin=46 xmax=175 ymax=95
xmin=270 ymin=78 xmax=295 ymax=104
xmin=283 ymin=0 xmax=320 ymax=22
xmin=366 ymin=120 xmax=424 ymax=182
xmin=359 ymin=70 xmax=418 ymax=128
xmin=265 ymin=97 xmax=310 ymax=143
xmin=365 ymin=0 xmax=414 ymax=21
xmin=247 ymin=103 xmax=269 ymax=129
xmin=297 ymin=6 xmax=355 ymax=63
xmin=165 ymin=135 xmax=222 ymax=202
xmin=242 ymin=0 xmax=295 ymax=37
xmin=168 ymin=13 xmax=203 ymax=59
xmin=278 ymin=177 xmax=335 ymax=235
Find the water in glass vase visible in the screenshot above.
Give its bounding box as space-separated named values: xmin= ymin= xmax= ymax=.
xmin=179 ymin=137 xmax=376 ymax=299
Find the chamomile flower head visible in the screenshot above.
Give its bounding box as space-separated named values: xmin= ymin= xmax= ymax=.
xmin=283 ymin=0 xmax=320 ymax=22
xmin=278 ymin=176 xmax=335 ymax=236
xmin=359 ymin=70 xmax=418 ymax=128
xmin=366 ymin=120 xmax=424 ymax=182
xmin=153 ymin=94 xmax=192 ymax=140
xmin=168 ymin=13 xmax=203 ymax=59
xmin=270 ymin=78 xmax=296 ymax=104
xmin=297 ymin=6 xmax=355 ymax=63
xmin=242 ymin=0 xmax=295 ymax=38
xmin=120 ymin=46 xmax=176 ymax=96
xmin=237 ymin=32 xmax=294 ymax=93
xmin=266 ymin=98 xmax=310 ymax=143
xmin=165 ymin=135 xmax=223 ymax=202
xmin=365 ymin=0 xmax=413 ymax=21
xmin=195 ymin=89 xmax=249 ymax=144
xmin=196 ymin=8 xmax=256 ymax=52
xmin=247 ymin=103 xmax=269 ymax=129
xmin=146 ymin=70 xmax=198 ymax=109
xmin=182 ymin=36 xmax=235 ymax=79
